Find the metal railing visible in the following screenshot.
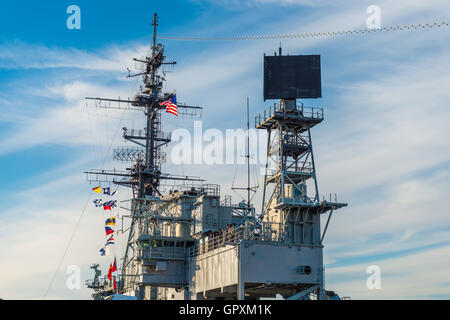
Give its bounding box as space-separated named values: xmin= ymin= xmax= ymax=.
xmin=265 ymin=162 xmax=314 ymax=181
xmin=123 ymin=128 xmax=146 ymax=138
xmin=279 ymin=196 xmax=314 ymax=206
xmin=221 ymin=195 xmax=232 ymax=206
xmin=188 ymin=222 xmax=287 ymax=258
xmin=138 ymin=246 xmax=187 ymax=260
xmin=166 ymin=183 xmax=220 ymax=197
xmin=123 ymin=128 xmax=171 ymax=141
xmin=255 ymin=104 xmax=324 ymax=127
xmin=285 ymin=161 xmax=314 ymax=174
xmin=85 ymin=276 xmax=119 ymax=290
xmin=282 ymin=135 xmax=310 ymax=147
xmin=189 ymin=227 xmax=244 ymax=257
xmin=245 ymin=222 xmax=286 ymax=242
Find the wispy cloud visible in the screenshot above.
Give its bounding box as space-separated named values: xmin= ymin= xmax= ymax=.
xmin=1 ymin=0 xmax=449 ymax=299
xmin=0 ymin=41 xmax=148 ymax=71
xmin=191 ymin=0 xmax=337 ymax=9
xmin=326 ymin=244 xmax=450 ymax=299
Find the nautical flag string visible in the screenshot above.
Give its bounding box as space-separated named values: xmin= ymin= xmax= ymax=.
xmin=93 ymin=199 xmax=117 ymax=209
xmin=99 ymin=246 xmax=109 ymax=256
xmin=158 ymin=21 xmax=450 ymax=41
xmin=106 ymin=235 xmax=115 ymax=245
xmin=92 ymin=186 xmax=102 ymax=194
xmin=93 ymin=199 xmax=103 ymax=207
xmin=105 ymin=217 xmax=116 ymax=226
xmin=107 ymin=264 xmax=113 ymax=280
xmin=92 ymin=186 xmax=118 ymax=197
xmin=93 ymin=197 xmax=119 ymax=209
xmin=105 ymin=226 xmax=114 ymax=236
xmin=93 ymin=186 xmax=120 ymax=256
xmin=100 ymin=230 xmax=115 ymax=255
xmin=107 ymin=260 xmax=117 ymax=279
xmin=103 ymin=200 xmax=117 ymax=210
xmin=112 ymin=258 xmax=118 ymax=290
xmin=112 ymin=258 xmax=117 ymax=273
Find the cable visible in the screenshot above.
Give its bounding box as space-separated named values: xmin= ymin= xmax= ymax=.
xmin=44 ymin=49 xmax=149 ymax=298
xmin=158 ymin=20 xmax=449 ymax=41
xmin=43 ymin=88 xmax=134 ymax=299
xmin=43 ymin=194 xmax=92 ymax=299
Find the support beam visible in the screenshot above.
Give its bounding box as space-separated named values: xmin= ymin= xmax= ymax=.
xmin=285 ymin=285 xmax=319 ymax=300
xmin=237 ymin=245 xmax=245 ymax=300
xmin=320 ymin=210 xmax=333 ymax=244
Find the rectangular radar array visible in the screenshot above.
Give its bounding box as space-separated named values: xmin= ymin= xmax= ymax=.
xmin=263 ymin=54 xmax=322 ymax=100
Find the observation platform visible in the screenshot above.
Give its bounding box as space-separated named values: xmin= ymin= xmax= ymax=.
xmin=274 ymin=198 xmax=348 ymax=211
xmin=255 ymin=104 xmax=324 ymax=132
xmin=266 ymin=163 xmax=315 ymax=184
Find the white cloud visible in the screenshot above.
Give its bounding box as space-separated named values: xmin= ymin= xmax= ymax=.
xmin=326 ymin=244 xmax=450 ymax=299
xmin=0 ymin=167 xmax=132 ymax=299
xmin=0 ymin=78 xmax=146 ymax=155
xmin=1 ymin=0 xmax=450 ymax=299
xmin=317 ymin=52 xmax=450 ymax=195
xmin=0 ymin=41 xmax=148 ymax=71
xmin=192 ymin=0 xmax=343 ymax=9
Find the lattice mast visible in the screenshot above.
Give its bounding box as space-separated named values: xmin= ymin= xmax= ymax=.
xmin=256 ymin=48 xmax=347 ymax=299
xmin=84 ymin=13 xmax=202 ymax=293
xmin=85 ymin=13 xmax=202 ymax=192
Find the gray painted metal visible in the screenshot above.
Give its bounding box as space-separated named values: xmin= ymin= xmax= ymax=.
xmin=286 ymin=285 xmax=319 ymax=300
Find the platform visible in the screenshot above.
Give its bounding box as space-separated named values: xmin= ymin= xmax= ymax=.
xmin=255 ymin=104 xmax=324 ymax=132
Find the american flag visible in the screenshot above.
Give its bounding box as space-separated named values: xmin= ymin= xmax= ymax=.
xmin=160 ymin=95 xmax=178 ymax=116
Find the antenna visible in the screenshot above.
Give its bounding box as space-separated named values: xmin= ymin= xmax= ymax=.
xmin=231 ymin=97 xmax=258 ymax=217
xmin=246 ymin=97 xmax=250 ymax=210
xmin=152 ymin=13 xmax=158 ymax=57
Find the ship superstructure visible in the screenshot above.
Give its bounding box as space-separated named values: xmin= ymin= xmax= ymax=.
xmin=85 ymin=13 xmax=347 ymax=300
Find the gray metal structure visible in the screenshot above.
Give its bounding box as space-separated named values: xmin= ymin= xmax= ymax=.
xmin=85 ymin=13 xmax=347 ymax=301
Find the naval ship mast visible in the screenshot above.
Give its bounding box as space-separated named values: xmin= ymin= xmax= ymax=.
xmin=84 ymin=13 xmax=204 ymax=298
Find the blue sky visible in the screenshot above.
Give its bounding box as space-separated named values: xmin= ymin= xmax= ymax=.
xmin=0 ymin=0 xmax=449 ymax=299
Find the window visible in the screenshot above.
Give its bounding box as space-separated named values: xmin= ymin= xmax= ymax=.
xmin=143 ymin=265 xmax=156 ymax=273
xmin=176 ymin=241 xmax=184 ymax=247
xmin=151 ymin=240 xmax=162 ymax=247
xmin=165 ymin=241 xmax=174 ymax=247
xmin=137 ymin=240 xmax=149 ymax=248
